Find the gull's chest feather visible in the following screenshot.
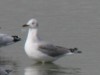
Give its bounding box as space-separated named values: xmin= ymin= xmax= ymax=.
xmin=25 ymin=42 xmax=39 ymax=51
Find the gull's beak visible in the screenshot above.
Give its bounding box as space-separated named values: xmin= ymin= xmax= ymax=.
xmin=22 ymin=24 xmax=29 ymax=27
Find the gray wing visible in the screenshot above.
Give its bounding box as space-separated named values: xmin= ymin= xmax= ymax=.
xmin=39 ymin=44 xmax=70 ymax=57
xmin=0 ymin=34 xmax=13 ymax=46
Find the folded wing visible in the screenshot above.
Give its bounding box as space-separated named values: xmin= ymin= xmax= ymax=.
xmin=39 ymin=44 xmax=71 ymax=57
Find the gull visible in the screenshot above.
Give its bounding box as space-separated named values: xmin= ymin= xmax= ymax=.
xmin=22 ymin=18 xmax=82 ymax=63
xmin=0 ymin=67 xmax=12 ymax=75
xmin=0 ymin=33 xmax=21 ymax=47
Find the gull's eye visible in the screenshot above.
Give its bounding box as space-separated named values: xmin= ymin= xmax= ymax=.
xmin=32 ymin=22 xmax=35 ymax=24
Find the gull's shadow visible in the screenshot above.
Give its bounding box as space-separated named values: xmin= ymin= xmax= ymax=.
xmin=24 ymin=62 xmax=81 ymax=75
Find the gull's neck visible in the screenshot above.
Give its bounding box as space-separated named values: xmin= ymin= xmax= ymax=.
xmin=26 ymin=28 xmax=39 ymax=42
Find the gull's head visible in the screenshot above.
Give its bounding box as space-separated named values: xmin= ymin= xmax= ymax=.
xmin=22 ymin=18 xmax=38 ymax=28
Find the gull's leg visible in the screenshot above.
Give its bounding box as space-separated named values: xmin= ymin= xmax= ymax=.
xmin=37 ymin=61 xmax=42 ymax=64
xmin=42 ymin=61 xmax=45 ymax=65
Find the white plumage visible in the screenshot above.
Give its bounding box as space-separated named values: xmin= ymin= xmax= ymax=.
xmin=22 ymin=18 xmax=82 ymax=63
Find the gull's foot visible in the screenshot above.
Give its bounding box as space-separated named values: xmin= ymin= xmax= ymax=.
xmin=37 ymin=61 xmax=53 ymax=64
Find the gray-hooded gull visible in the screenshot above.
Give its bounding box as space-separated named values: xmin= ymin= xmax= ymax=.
xmin=0 ymin=67 xmax=12 ymax=75
xmin=0 ymin=34 xmax=21 ymax=47
xmin=22 ymin=18 xmax=82 ymax=63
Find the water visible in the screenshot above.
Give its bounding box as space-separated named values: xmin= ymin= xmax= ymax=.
xmin=0 ymin=0 xmax=100 ymax=75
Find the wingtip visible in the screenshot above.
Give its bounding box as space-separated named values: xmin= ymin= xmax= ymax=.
xmin=5 ymin=69 xmax=12 ymax=74
xmin=12 ymin=35 xmax=21 ymax=42
xmin=69 ymin=47 xmax=82 ymax=54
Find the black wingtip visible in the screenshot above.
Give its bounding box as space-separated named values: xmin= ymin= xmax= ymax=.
xmin=12 ymin=35 xmax=21 ymax=42
xmin=69 ymin=47 xmax=78 ymax=52
xmin=5 ymin=69 xmax=12 ymax=74
xmin=77 ymin=51 xmax=82 ymax=53
xmin=69 ymin=47 xmax=82 ymax=54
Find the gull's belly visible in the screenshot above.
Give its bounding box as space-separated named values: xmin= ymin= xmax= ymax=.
xmin=24 ymin=43 xmax=56 ymax=61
